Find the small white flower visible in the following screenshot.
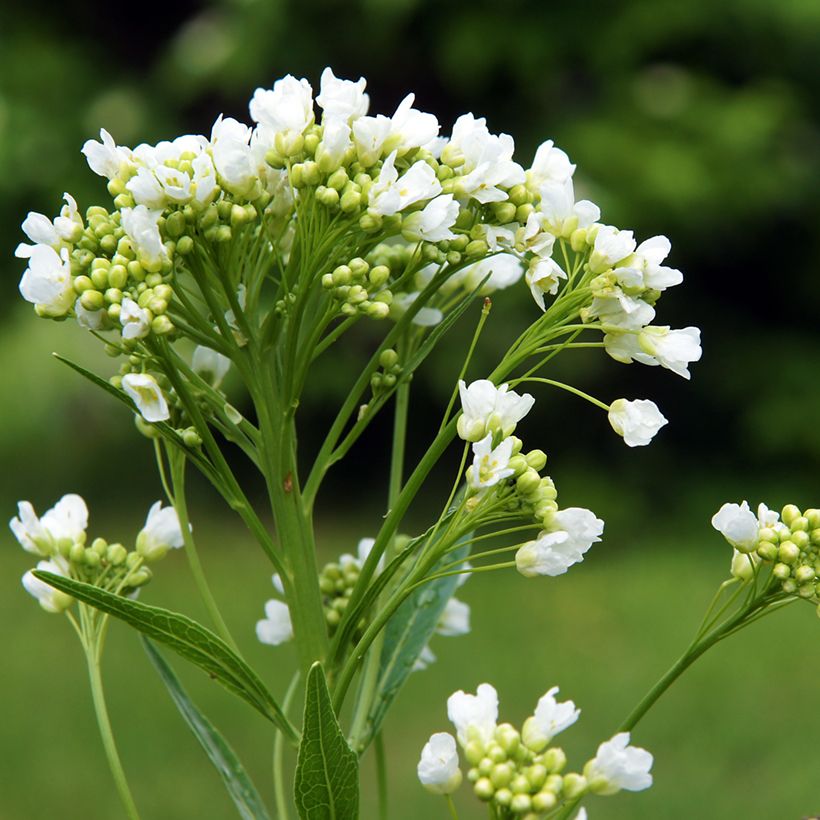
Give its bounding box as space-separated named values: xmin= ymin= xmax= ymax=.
xmin=192 ymin=345 xmax=231 ymax=388
xmin=537 ymin=179 xmax=599 ymax=238
xmin=126 ymin=166 xmax=167 ymax=208
xmin=316 ymin=117 xmax=352 ymax=170
xmin=457 ymin=379 xmax=535 ymax=442
xmin=467 ymin=435 xmax=515 ymax=489
xmin=456 ymin=254 xmax=524 ymax=295
xmin=210 ymin=116 xmax=256 ymax=196
xmin=22 ymin=558 xmax=74 ymax=613
xmin=352 ymin=114 xmax=393 ymax=166
xmin=75 ymin=298 xmax=106 ymax=331
xmin=121 ymin=205 xmax=166 ymax=272
xmin=526 ymin=258 xmax=567 ymax=310
xmin=521 ymin=686 xmax=580 ymax=751
xmin=120 ymin=296 xmax=151 ymax=340
xmin=250 ymin=75 xmax=314 ymax=153
xmin=256 ymin=599 xmax=293 ymax=646
xmin=122 ymin=373 xmax=170 ymax=423
xmin=10 ymin=494 xmax=88 ymax=556
xmin=18 ymin=245 xmax=74 ymax=317
xmin=316 ymin=67 xmax=369 ymax=123
xmin=711 ymin=501 xmax=759 ymax=553
xmin=136 ymin=501 xmax=184 ymax=562
xmin=369 ymin=152 xmax=442 ymax=216
xmin=436 ymin=598 xmax=470 ymax=637
xmin=417 ymin=732 xmax=462 ymax=795
xmin=20 ymin=196 xmax=81 ymax=248
xmin=606 ymin=326 xmax=703 ymax=379
xmin=401 ymin=194 xmax=459 ymax=242
xmin=82 ymin=128 xmax=132 ymax=180
xmin=588 ymin=290 xmax=655 ymax=331
xmin=608 ymin=399 xmax=668 ymax=447
xmin=585 ymin=732 xmax=653 ymax=795
xmin=385 ymin=93 xmax=440 ymax=156
xmin=631 ymin=235 xmax=683 ymax=291
xmin=447 ymin=682 xmax=498 ymax=746
xmin=589 ymin=225 xmax=637 ymax=274
xmin=516 ymin=508 xmax=603 ymax=577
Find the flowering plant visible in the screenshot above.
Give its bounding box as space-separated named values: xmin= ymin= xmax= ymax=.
xmin=11 ymin=66 xmax=810 ymax=819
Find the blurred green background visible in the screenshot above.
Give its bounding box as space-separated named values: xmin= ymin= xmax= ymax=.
xmin=2 ymin=0 xmax=819 ymax=817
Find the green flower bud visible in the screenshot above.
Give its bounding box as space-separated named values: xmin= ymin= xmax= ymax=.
xmin=811 ymin=529 xmax=820 ymax=545
xmin=69 ymin=542 xmax=86 ymax=563
xmin=465 ymin=239 xmax=488 ymax=257
xmin=782 ymin=504 xmax=802 ymax=525
xmin=510 ymin=774 xmax=530 ymax=794
xmin=496 ymin=724 xmax=520 ymax=755
xmin=368 ymin=265 xmax=390 ymax=287
xmin=562 ymin=772 xmax=588 ymax=799
xmin=127 ymin=260 xmax=146 ymax=281
xmin=757 ymin=541 xmax=779 ymax=561
xmin=782 ymin=578 xmax=798 ymax=594
xmin=509 ymin=794 xmax=531 ymax=813
xmin=517 ymin=469 xmax=542 ymax=498
xmin=795 ymin=565 xmax=816 ymax=584
xmin=515 ymin=203 xmax=534 ymax=223
xmin=365 ymin=301 xmax=390 ymax=319
xmin=90 ymin=264 xmax=109 ymax=288
xmin=467 ymin=767 xmax=480 ymax=783
xmin=316 ymin=186 xmax=339 ymax=207
xmin=570 ymin=227 xmax=588 ymax=252
xmin=490 ymin=763 xmax=513 ymax=789
xmin=152 ymin=315 xmax=175 ymax=335
xmin=165 ymin=211 xmax=186 ymax=238
xmin=531 ymin=791 xmax=557 ymax=812
xmin=791 ymin=516 xmax=810 ymax=533
xmin=525 ymin=449 xmax=547 ymax=471
xmin=80 ymin=289 xmax=105 ymax=311
xmin=340 ymin=189 xmax=362 ymax=213
xmin=778 ymin=541 xmax=800 ymax=564
xmin=128 ymin=568 xmax=153 ymax=588
xmin=488 ymin=744 xmax=507 ymax=764
xmin=804 ymin=509 xmax=820 ymax=529
xmin=91 ymin=537 xmax=108 ymax=557
xmin=792 ymin=530 xmax=810 ymax=549
xmin=474 ymin=777 xmax=494 ymax=801
xmin=526 ymin=764 xmax=548 ymax=790
xmin=798 ymin=583 xmax=815 ymax=598
xmin=772 ymin=562 xmax=791 ymax=580
xmin=83 ymin=549 xmax=100 ymax=567
xmin=107 ymin=543 xmax=128 ymax=565
xmin=478 ymin=757 xmax=494 ymax=776
xmin=492 ymin=202 xmax=517 ymax=223
xmin=104 ymin=288 xmax=123 ymax=305
xmin=182 ymin=429 xmax=202 ymax=448
xmin=73 ymin=275 xmax=94 ymax=293
xmin=327 ymin=168 xmax=349 ymax=191
xmin=494 ymin=788 xmax=512 ymax=807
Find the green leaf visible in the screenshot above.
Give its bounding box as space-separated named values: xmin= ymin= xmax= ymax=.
xmin=294 ymin=663 xmax=359 ymax=820
xmin=142 ymin=638 xmax=273 ymax=820
xmin=34 ymin=571 xmax=298 ymax=744
xmin=365 ymin=536 xmax=472 ymax=745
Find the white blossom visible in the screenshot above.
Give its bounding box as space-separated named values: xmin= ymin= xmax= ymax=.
xmin=369 ymin=152 xmax=441 ymax=216
xmin=22 ymin=558 xmax=74 ymax=613
xmin=589 ymin=225 xmax=637 ymax=274
xmin=82 ymin=128 xmax=132 ymax=180
xmin=18 ymin=245 xmax=74 ymax=317
xmin=711 ymin=501 xmax=759 ymax=553
xmin=75 ymin=298 xmax=106 ymax=330
xmin=126 ymin=166 xmax=167 ymax=208
xmin=417 ymin=733 xmax=462 ymax=795
xmin=120 ymin=296 xmax=151 ymax=340
xmin=585 ymin=732 xmax=653 ymax=795
xmin=250 ymin=75 xmax=314 ymax=138
xmin=528 ymin=140 xmax=576 ymax=190
xmin=588 ymin=289 xmax=655 ymax=331
xmin=210 ymin=116 xmax=256 ymax=196
xmin=521 ymin=686 xmax=580 ymax=751
xmin=136 ymin=501 xmax=184 ymax=561
xmin=538 ymin=179 xmax=600 ymax=238
xmin=352 ymin=114 xmax=392 ymax=166
xmin=447 ymin=683 xmax=498 ymax=746
xmin=454 ymin=253 xmax=524 ymax=296
xmin=457 ymin=379 xmax=535 ymax=442
xmin=608 ymin=399 xmax=668 ymax=447
xmin=10 ymin=494 xmax=88 ymax=556
xmin=385 ymin=93 xmax=439 ymax=156
xmin=468 ymin=435 xmax=516 ymax=489
xmin=122 ymin=373 xmax=170 ymax=423
xmin=638 ymin=327 xmax=702 ymax=379
xmin=401 ymin=194 xmax=459 ymax=242
xmin=192 ymin=345 xmax=231 ymax=388
xmin=526 ymin=258 xmax=567 ymax=310
xmin=516 ymin=508 xmax=603 ymax=577
xmin=256 ymin=599 xmax=293 ymax=646
xmin=121 ymin=205 xmax=166 ymax=271
xmin=631 ymin=235 xmax=683 ymax=291
xmin=316 ymin=117 xmax=352 ymax=169
xmin=316 ymin=67 xmax=369 ymax=123
xmin=436 ymin=597 xmax=470 ymax=637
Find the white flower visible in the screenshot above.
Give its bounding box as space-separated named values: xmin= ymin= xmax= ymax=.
xmin=447 ymin=682 xmax=498 ymax=746
xmin=120 ymin=296 xmax=151 ymax=340
xmin=521 ymin=686 xmax=580 ymax=751
xmin=136 ymin=501 xmax=184 ymax=561
xmin=22 ymin=558 xmax=74 ymax=613
xmin=192 ymin=345 xmax=231 ymax=388
xmin=18 ymin=245 xmax=74 ymax=317
xmin=401 ymin=194 xmax=459 ymax=242
xmin=538 ymin=179 xmax=600 ymax=238
xmin=468 ymin=435 xmax=516 ymax=489
xmin=121 ymin=206 xmax=166 ymax=272
xmin=369 ymin=152 xmax=442 ymax=216
xmin=436 ymin=598 xmax=470 ymax=637
xmin=250 ymin=75 xmax=314 ymax=150
xmin=316 ymin=117 xmax=352 ymax=170
xmin=528 ymin=140 xmax=575 ymax=189
xmin=389 ymin=292 xmax=443 ymax=327
xmin=637 ymin=327 xmax=702 ymax=379
xmin=316 ymin=67 xmax=369 ymax=123
xmin=587 ymin=290 xmax=655 ymax=331
xmin=256 ymin=599 xmax=293 ymax=646
xmin=526 ymin=258 xmax=567 ymax=310
xmin=589 ymin=225 xmax=637 ymax=274
xmin=191 ymin=152 xmax=219 ymax=204
xmin=75 ymin=298 xmax=106 ymax=331
xmin=126 ymin=166 xmax=167 ymax=208
xmin=210 ymin=116 xmax=257 ymax=196
xmin=122 ymin=373 xmax=170 ymax=423
xmin=455 ymin=253 xmax=524 ymax=295
xmin=352 ymin=114 xmax=393 ymax=166
xmin=385 ymin=93 xmax=439 ymax=156
xmin=630 ymin=235 xmax=683 ymax=291
xmin=585 ymin=732 xmax=653 ymax=795
xmin=457 ymin=379 xmax=535 ymax=442
xmin=82 ymin=128 xmax=132 ymax=180
xmin=417 ymin=733 xmax=462 ymax=795
xmin=516 ymin=508 xmax=603 ymax=578
xmin=711 ymin=501 xmax=759 ymax=553
xmin=608 ymin=399 xmax=668 ymax=447
xmin=10 ymin=494 xmax=88 ymax=556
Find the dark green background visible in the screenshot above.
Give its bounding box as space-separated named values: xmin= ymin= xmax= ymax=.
xmin=1 ymin=1 xmax=818 ymax=817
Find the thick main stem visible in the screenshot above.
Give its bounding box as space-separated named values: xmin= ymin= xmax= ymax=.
xmin=85 ymin=648 xmax=142 ymax=820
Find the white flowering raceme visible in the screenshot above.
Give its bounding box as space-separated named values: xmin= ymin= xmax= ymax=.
xmin=18 ymin=245 xmax=74 ymax=318
xmin=521 ymin=686 xmax=581 ymax=752
xmin=121 ymin=373 xmax=170 ymax=423
xmin=135 ymin=502 xmax=184 ymax=562
xmin=192 ymin=345 xmax=231 ymax=388
xmin=711 ymin=501 xmax=759 ymax=553
xmin=417 ymin=732 xmax=462 ymax=795
xmin=22 ymin=558 xmax=74 ymax=613
xmin=457 ymin=379 xmax=535 ymax=442
xmin=467 ymin=435 xmax=516 ymax=490
xmin=608 ymin=399 xmax=668 ymax=447
xmin=120 ymin=297 xmax=151 ymax=340
xmin=447 ymin=683 xmax=498 ymax=746
xmin=584 ymin=732 xmax=653 ymax=795
xmin=255 ymin=599 xmax=294 ymax=646
xmin=10 ymin=494 xmax=89 ymax=556
xmin=516 ymin=507 xmax=604 ymax=577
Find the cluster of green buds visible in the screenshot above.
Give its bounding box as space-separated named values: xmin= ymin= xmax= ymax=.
xmin=9 ymin=494 xmax=184 ymax=613
xmin=370 ymin=348 xmax=403 ymax=396
xmin=318 ymin=547 xmax=370 ymax=638
xmin=418 ymin=683 xmax=653 ymax=817
xmin=321 ymin=257 xmax=393 ymax=319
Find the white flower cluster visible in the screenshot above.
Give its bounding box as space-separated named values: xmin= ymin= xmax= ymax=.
xmin=712 ymin=501 xmax=820 ymax=600
xmin=9 ymin=494 xmax=184 ymax=612
xmin=256 ymin=536 xmax=471 ymax=663
xmin=418 ymin=682 xmax=652 ymax=815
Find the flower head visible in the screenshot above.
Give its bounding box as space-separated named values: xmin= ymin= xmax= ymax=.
xmin=256 ymin=599 xmax=293 ymax=646
xmin=467 ymin=435 xmax=515 ymax=490
xmin=521 ymin=686 xmax=580 ymax=752
xmin=457 ymin=379 xmax=535 ymax=442
xmin=447 ymin=683 xmax=498 ymax=746
xmin=10 ymin=494 xmax=88 ymax=556
xmin=22 ymin=557 xmax=74 ymax=613
xmin=608 ymin=399 xmax=668 ymax=447
xmin=711 ymin=501 xmax=759 ymax=553
xmin=18 ymin=245 xmax=74 ymax=317
xmin=122 ymin=373 xmax=170 ymax=423
xmin=417 ymin=732 xmax=462 ymax=795
xmin=584 ymin=732 xmax=653 ymax=795
xmin=136 ymin=501 xmax=184 ymax=562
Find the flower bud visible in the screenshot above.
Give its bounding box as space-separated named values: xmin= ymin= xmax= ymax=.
xmin=757 ymin=541 xmax=778 ymax=561
xmin=778 ymin=541 xmax=800 ymax=564
xmin=474 ymin=777 xmax=494 ymax=801
xmin=517 ymin=469 xmax=542 ymax=498
xmin=562 ymin=773 xmax=587 ymax=799
xmin=494 ymin=788 xmax=512 ymax=806
xmin=782 ymin=504 xmax=801 ymax=525
xmin=525 ymin=449 xmax=547 ymax=471
xmin=510 ymin=794 xmax=531 ymax=813
xmin=542 ymin=747 xmax=567 ymax=773
xmin=490 ymin=763 xmax=513 ymax=789
xmin=772 ymin=562 xmax=791 ymax=580
xmin=532 ymin=790 xmax=557 ymax=811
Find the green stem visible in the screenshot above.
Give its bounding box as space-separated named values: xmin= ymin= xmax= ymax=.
xmin=512 ymin=376 xmax=610 ymax=411
xmin=446 ymin=794 xmax=460 ymax=820
xmin=375 ymin=733 xmax=389 ymax=820
xmin=273 ymin=672 xmax=301 ymax=820
xmin=85 ymin=646 xmax=141 ymax=820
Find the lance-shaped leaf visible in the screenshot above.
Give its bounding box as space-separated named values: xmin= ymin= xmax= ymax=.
xmin=34 ymin=571 xmax=298 ymax=744
xmin=294 ymin=663 xmax=359 ymax=819
xmin=364 ymin=537 xmax=471 ymax=747
xmin=142 ymin=638 xmax=273 ymax=820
